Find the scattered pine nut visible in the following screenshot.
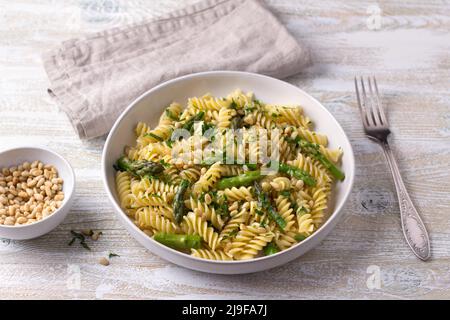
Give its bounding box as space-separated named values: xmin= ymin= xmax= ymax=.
xmin=99 ymin=257 xmax=110 ymax=266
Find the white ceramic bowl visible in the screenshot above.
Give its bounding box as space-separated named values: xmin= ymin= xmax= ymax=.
xmin=102 ymin=71 xmax=355 ymax=274
xmin=0 ymin=146 xmax=75 ymax=240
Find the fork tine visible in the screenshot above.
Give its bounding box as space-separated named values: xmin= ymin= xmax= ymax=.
xmin=368 ymin=77 xmax=383 ymax=126
xmin=354 ymin=77 xmax=368 ymax=128
xmin=360 ymin=77 xmax=375 ymax=127
xmin=373 ymin=77 xmax=388 ymax=126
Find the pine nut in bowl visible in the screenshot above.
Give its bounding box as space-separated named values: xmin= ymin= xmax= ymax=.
xmin=0 ymin=146 xmax=75 ymax=240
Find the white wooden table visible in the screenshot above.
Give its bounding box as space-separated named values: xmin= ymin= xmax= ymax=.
xmin=0 ymin=0 xmax=449 ymax=299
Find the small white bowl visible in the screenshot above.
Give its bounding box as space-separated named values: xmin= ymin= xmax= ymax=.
xmin=0 ymin=146 xmax=75 ymax=240
xmin=102 ymin=71 xmax=355 ymax=274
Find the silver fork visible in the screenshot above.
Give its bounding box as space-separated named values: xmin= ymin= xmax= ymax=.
xmin=354 ymin=76 xmax=431 ymax=261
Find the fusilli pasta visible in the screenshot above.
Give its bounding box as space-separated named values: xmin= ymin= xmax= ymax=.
xmin=114 ymin=89 xmax=345 ymax=261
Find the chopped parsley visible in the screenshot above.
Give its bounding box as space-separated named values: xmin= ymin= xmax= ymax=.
xmin=280 ymin=190 xmax=291 ymax=197
xmin=68 ymin=230 xmax=91 ymax=251
xmin=159 ymin=159 xmax=170 ymax=168
xmin=222 ymin=229 xmax=238 ymax=240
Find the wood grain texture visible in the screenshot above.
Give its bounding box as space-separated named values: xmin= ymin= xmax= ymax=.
xmin=0 ymin=0 xmax=449 ymax=299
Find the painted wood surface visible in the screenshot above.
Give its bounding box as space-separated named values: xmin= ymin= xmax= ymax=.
xmin=0 ymin=0 xmax=449 ymax=299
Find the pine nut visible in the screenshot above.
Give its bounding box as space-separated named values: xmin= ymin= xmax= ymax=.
xmin=34 ymin=193 xmax=43 ymax=201
xmin=31 ymin=169 xmax=43 ymax=177
xmin=16 ymin=217 xmax=27 ymax=224
xmin=4 ymin=217 xmax=15 ymax=225
xmin=204 ymin=193 xmax=212 ymax=205
xmin=99 ymin=257 xmax=110 ymax=266
xmin=36 ymin=177 xmax=45 ymax=187
xmin=45 ymin=186 xmax=52 ymax=197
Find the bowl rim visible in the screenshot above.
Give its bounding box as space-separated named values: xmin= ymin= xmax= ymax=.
xmin=102 ymin=70 xmax=355 ymax=264
xmin=0 ymin=145 xmax=76 ymax=229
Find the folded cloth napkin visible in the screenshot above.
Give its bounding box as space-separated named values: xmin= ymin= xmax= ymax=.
xmin=42 ymin=0 xmax=311 ymax=139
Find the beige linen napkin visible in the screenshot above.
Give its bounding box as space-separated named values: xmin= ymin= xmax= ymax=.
xmin=42 ymin=0 xmax=311 ymax=139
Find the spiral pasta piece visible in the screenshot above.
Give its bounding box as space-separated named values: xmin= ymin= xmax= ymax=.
xmin=309 ymin=187 xmax=329 ymax=226
xmin=284 ymin=126 xmax=328 ymax=146
xmin=270 ymin=177 xmax=291 ymax=191
xmin=182 ymin=212 xmax=220 ymax=250
xmin=288 ymin=153 xmax=332 ymax=188
xmin=136 ymin=207 xmax=179 ymax=233
xmin=297 ymin=212 xmax=314 ymax=235
xmin=220 ymin=202 xmax=249 ymax=240
xmin=188 ymin=94 xmax=230 ymax=111
xmin=217 ymin=107 xmax=236 ymax=131
xmin=319 ymin=145 xmax=343 ymax=163
xmin=193 ymin=162 xmax=222 ymax=194
xmin=264 ymin=104 xmax=311 ymax=129
xmin=189 ymin=197 xmax=225 ymax=230
xmin=135 ymin=121 xmax=150 ymax=137
xmin=275 ymin=195 xmax=296 ymax=231
xmin=116 ymin=171 xmax=134 ymax=210
xmin=191 ymin=249 xmax=233 ymax=261
xmin=144 ymin=178 xmax=179 ymax=194
xmin=179 ymin=166 xmax=202 ymax=182
xmin=227 ymin=223 xmax=273 ymax=260
xmin=274 ymin=231 xmax=297 ymax=251
xmin=245 ymin=110 xmax=274 ymax=130
xmin=226 ymin=89 xmax=254 ymax=108
xmin=138 ymin=124 xmax=173 ymax=145
xmin=220 ymin=165 xmax=245 ymax=177
xmin=159 ymin=102 xmax=182 ymax=126
xmin=222 ymin=186 xmax=254 ymax=202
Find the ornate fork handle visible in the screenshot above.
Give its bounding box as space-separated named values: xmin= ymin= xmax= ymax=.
xmin=381 ymin=141 xmax=431 ymax=260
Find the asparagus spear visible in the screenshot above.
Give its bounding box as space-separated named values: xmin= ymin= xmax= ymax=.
xmin=263 ymin=242 xmax=280 ymax=256
xmin=286 ymin=136 xmax=345 ymax=181
xmin=294 ymin=234 xmax=307 ymax=242
xmin=115 ymin=156 xmax=164 ymax=177
xmin=182 ymin=111 xmax=205 ymax=131
xmin=216 ymin=171 xmax=262 ymax=190
xmin=153 ymin=233 xmax=202 ymax=250
xmin=274 ymin=162 xmax=316 ymax=187
xmin=174 ymin=179 xmax=190 ymax=224
xmin=254 ymin=182 xmax=286 ymax=230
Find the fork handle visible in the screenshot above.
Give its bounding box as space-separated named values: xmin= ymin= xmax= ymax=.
xmin=381 ymin=141 xmax=431 ymax=260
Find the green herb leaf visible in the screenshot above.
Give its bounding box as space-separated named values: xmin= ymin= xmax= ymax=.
xmin=80 ymin=242 xmax=91 ymax=251
xmin=221 ymin=229 xmax=238 ymax=240
xmin=280 ymin=190 xmax=290 ymax=197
